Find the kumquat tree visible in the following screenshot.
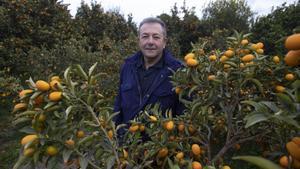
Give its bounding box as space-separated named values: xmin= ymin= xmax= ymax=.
xmin=2 ymin=0 xmax=300 ymax=169
xmin=11 ymin=31 xmax=300 ymax=169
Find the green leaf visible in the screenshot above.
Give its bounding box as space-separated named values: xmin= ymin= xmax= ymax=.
xmin=26 ymin=77 xmax=36 ymax=88
xmin=13 ymin=117 xmax=31 ymax=126
xmin=106 ymin=155 xmax=116 ymax=169
xmin=79 ymin=156 xmax=88 ymax=169
xmin=260 ymin=101 xmax=279 ymax=113
xmin=64 ymin=66 xmax=71 ymax=85
xmin=74 ymin=64 xmax=88 ymax=80
xmin=272 ymin=115 xmax=300 ymax=129
xmin=63 ymin=149 xmax=73 ymax=163
xmin=244 ymin=112 xmax=269 ymax=128
xmin=248 ymin=78 xmax=264 ymax=96
xmin=233 ymin=156 xmax=282 ymax=169
xmin=276 ymin=93 xmax=295 ymax=112
xmin=44 ymin=102 xmax=57 ymax=110
xmin=241 ymin=100 xmax=267 ymax=112
xmin=13 ymin=155 xmax=27 ymax=169
xmin=65 ymin=106 xmax=73 ymax=119
xmin=88 ymin=62 xmax=98 ymax=76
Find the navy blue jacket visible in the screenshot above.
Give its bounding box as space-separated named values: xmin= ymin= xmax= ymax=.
xmin=113 ymin=49 xmax=184 ymax=125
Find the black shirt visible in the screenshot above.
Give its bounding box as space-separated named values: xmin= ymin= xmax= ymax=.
xmin=137 ymin=55 xmax=164 ymax=97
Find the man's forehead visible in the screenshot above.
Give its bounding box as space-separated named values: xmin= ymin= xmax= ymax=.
xmin=139 ymin=23 xmax=163 ymax=34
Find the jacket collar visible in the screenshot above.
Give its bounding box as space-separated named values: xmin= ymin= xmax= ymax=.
xmin=125 ymin=49 xmax=181 ymax=71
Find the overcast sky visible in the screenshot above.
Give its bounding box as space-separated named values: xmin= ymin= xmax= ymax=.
xmin=62 ymin=0 xmax=298 ymax=24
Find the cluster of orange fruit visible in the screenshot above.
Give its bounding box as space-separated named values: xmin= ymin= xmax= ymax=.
xmin=13 ymin=76 xmax=65 ymax=158
xmin=284 ymin=33 xmax=300 ymax=67
xmin=279 ymin=137 xmax=300 ymax=169
xmin=13 ymin=76 xmax=62 ymax=113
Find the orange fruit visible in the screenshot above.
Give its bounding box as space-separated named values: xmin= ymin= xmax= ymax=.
xmin=275 ymin=85 xmax=285 ymax=93
xmin=285 ymin=50 xmax=300 ymax=66
xmin=192 ymin=161 xmax=202 ymax=169
xmin=177 ymin=122 xmax=185 ymax=132
xmin=157 ymin=148 xmax=168 ymax=158
xmin=21 ymin=134 xmax=38 ymax=146
xmin=293 ymin=158 xmax=300 ymax=169
xmin=49 ymin=91 xmax=62 ymax=102
xmin=256 ymin=48 xmax=264 ymax=54
xmin=279 ymin=155 xmax=289 ymax=167
xmin=50 ymin=76 xmax=61 ymax=82
xmin=19 ymin=89 xmax=33 ymax=98
xmin=129 ymin=124 xmax=139 ymax=133
xmin=184 ymin=53 xmax=195 ymax=61
xmin=220 ymin=55 xmax=228 ymax=63
xmin=273 ymin=56 xmax=280 ymax=64
xmin=139 ymin=124 xmax=145 ymax=132
xmin=188 ymin=125 xmax=196 ymax=134
xmin=175 ymin=152 xmax=184 ymax=160
xmin=235 ymin=143 xmax=241 ymax=150
xmin=241 ymin=54 xmax=255 ymax=62
xmin=23 ymin=148 xmax=35 ymax=157
xmin=209 ymin=55 xmax=217 ymax=61
xmin=35 ymin=80 xmax=50 ymax=91
xmin=149 ymin=115 xmax=157 ymax=122
xmin=50 ymin=80 xmax=60 ymax=90
xmin=241 ymin=39 xmax=249 ymax=45
xmin=292 ymin=137 xmax=300 ymax=146
xmin=192 ymin=144 xmax=201 ymax=156
xmin=76 ymin=130 xmax=85 ymax=138
xmin=207 ymin=75 xmax=216 ymax=81
xmin=240 ymin=63 xmax=245 ymax=68
xmin=123 ymin=149 xmax=128 ymax=159
xmin=224 ymin=64 xmax=231 ymax=69
xmin=251 ymin=44 xmax=258 ymax=50
xmin=65 ymin=139 xmax=75 ymax=148
xmin=286 ymin=141 xmax=300 ymax=160
xmin=13 ymin=103 xmax=27 ymax=112
xmin=222 ymin=165 xmax=231 ymax=169
xmin=34 ymin=95 xmax=44 ymax=105
xmin=256 ymin=42 xmax=264 ymax=49
xmin=285 ymin=33 xmax=300 ymax=50
xmin=285 ymin=73 xmax=295 ymax=81
xmin=186 ymin=58 xmax=198 ymax=67
xmin=108 ymin=130 xmax=114 ymax=139
xmin=38 ymin=113 xmax=46 ymax=122
xmin=224 ymin=50 xmax=234 ymax=57
xmin=46 ymin=146 xmax=58 ymax=156
xmin=164 ymin=120 xmax=174 ymax=131
xmin=175 ymin=87 xmax=182 ymax=94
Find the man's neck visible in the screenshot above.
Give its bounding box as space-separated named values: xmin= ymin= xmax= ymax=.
xmin=144 ymin=54 xmax=163 ymax=69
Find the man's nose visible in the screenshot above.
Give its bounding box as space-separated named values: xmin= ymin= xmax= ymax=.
xmin=147 ymin=36 xmax=154 ymax=43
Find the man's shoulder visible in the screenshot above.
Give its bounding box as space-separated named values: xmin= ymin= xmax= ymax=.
xmin=164 ymin=51 xmax=184 ymax=70
xmin=124 ymin=51 xmax=142 ymax=64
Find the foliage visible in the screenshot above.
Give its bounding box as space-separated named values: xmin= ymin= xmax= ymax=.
xmin=202 ymin=0 xmax=254 ymax=33
xmin=11 ymin=32 xmax=300 ymax=169
xmin=251 ymin=1 xmax=300 ymax=55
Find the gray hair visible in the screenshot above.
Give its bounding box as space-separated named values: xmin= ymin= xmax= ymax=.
xmin=138 ymin=17 xmax=167 ymax=37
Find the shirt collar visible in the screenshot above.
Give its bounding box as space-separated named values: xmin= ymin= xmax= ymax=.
xmin=137 ymin=54 xmax=164 ymax=69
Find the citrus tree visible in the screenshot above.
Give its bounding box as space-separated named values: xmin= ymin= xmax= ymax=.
xmin=12 ymin=32 xmax=300 ymax=169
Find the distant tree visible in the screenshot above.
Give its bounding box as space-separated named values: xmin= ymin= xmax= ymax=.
xmin=251 ymin=1 xmax=300 ymax=55
xmin=0 ymin=0 xmax=75 ymax=80
xmin=159 ymin=1 xmax=203 ymax=56
xmin=202 ymin=0 xmax=254 ymax=34
xmin=74 ymin=2 xmax=136 ymax=51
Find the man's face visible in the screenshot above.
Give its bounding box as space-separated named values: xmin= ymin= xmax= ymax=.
xmin=138 ymin=23 xmax=166 ymax=60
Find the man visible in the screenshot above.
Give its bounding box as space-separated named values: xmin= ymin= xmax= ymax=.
xmin=113 ymin=17 xmax=184 ymax=126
